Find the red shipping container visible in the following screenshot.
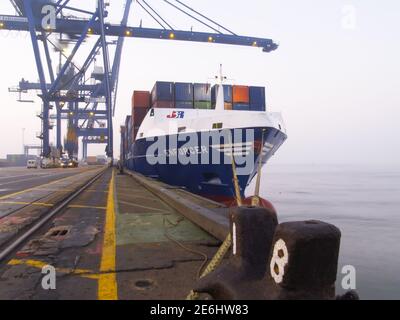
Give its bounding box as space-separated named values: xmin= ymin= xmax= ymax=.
xmin=132 ymin=91 xmax=150 ymax=109
xmin=152 ymin=101 xmax=175 ymax=108
xmin=132 ymin=108 xmax=148 ymax=128
xmin=131 ymin=107 xmax=148 ymax=126
xmin=133 ymin=107 xmax=148 ymax=119
xmin=232 ymin=85 xmax=249 ymax=104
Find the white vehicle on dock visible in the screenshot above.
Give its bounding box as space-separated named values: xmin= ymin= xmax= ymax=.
xmin=27 ymin=159 xmax=38 ymax=169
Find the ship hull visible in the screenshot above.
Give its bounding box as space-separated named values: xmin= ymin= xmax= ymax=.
xmin=125 ymin=127 xmax=287 ymax=204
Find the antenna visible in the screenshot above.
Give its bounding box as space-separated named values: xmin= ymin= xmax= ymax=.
xmin=215 ymin=64 xmax=226 ymax=111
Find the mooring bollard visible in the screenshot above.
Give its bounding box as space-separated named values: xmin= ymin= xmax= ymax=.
xmin=265 ymin=220 xmax=341 ymax=299
xmin=194 ymin=207 xmax=358 ymax=300
xmin=194 ymin=206 xmax=278 ymax=300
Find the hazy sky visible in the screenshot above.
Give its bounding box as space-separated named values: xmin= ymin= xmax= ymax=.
xmin=0 ymin=0 xmax=399 ymax=166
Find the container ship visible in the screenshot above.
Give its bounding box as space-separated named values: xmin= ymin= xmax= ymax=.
xmin=120 ymin=72 xmax=287 ymax=204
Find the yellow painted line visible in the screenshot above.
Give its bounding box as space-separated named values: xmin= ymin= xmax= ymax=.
xmin=0 ymin=201 xmax=54 ymax=207
xmin=8 ymin=259 xmax=99 ymax=280
xmin=98 ymin=170 xmax=117 ymax=300
xmin=0 ymin=202 xmax=106 ymax=210
xmin=0 ymin=170 xmax=91 ymax=201
xmin=68 ymin=204 xmax=107 ymax=210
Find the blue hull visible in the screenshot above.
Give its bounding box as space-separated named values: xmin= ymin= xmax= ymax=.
xmin=125 ymin=127 xmax=286 ymax=203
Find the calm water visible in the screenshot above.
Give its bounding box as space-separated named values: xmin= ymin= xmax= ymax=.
xmin=246 ymin=164 xmax=400 ymax=300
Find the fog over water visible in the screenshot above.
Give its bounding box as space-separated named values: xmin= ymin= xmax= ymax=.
xmin=247 ymin=164 xmax=400 ymax=299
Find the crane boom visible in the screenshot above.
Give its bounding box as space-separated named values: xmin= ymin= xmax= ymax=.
xmin=0 ymin=15 xmax=278 ymax=52
xmin=0 ymin=0 xmax=278 ymax=160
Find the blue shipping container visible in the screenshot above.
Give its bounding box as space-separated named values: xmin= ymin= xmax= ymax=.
xmin=211 ymin=85 xmax=233 ymax=105
xmin=249 ymin=86 xmax=266 ymax=111
xmin=175 ymin=82 xmax=193 ymax=102
xmin=175 ymin=101 xmax=194 ymax=109
xmin=152 ymin=81 xmax=174 ymax=103
xmin=194 ymin=83 xmax=211 ymax=102
xmin=233 ymin=103 xmax=250 ymax=111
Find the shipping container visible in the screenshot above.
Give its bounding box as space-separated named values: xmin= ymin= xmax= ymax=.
xmin=249 ymin=86 xmax=266 ymax=111
xmin=151 ymin=81 xmax=174 ymax=104
xmin=132 ymin=107 xmax=148 ymax=124
xmin=120 ymin=126 xmax=126 ymax=162
xmin=132 ymin=109 xmax=148 ymax=138
xmin=6 ymin=154 xmax=31 ymax=167
xmin=125 ymin=115 xmax=132 ymax=146
xmin=133 ymin=125 xmax=141 ymax=141
xmin=193 ymin=83 xmax=211 ymax=102
xmin=175 ymin=82 xmax=193 ymax=102
xmin=233 ymin=85 xmax=249 ymax=104
xmin=233 ymin=103 xmax=250 ymax=111
xmin=152 ymin=101 xmax=175 ymax=108
xmin=125 ymin=115 xmax=132 ymax=129
xmin=194 ymin=101 xmax=212 ymax=109
xmin=132 ymin=91 xmax=150 ymax=108
xmin=86 ymin=156 xmax=97 ymax=165
xmin=175 ymin=101 xmax=194 ymax=109
xmin=211 ymin=85 xmax=233 ymax=104
xmin=123 ymin=124 xmax=128 ymax=156
xmin=224 ymin=102 xmax=233 ymax=110
xmin=132 ymin=116 xmax=146 ymax=140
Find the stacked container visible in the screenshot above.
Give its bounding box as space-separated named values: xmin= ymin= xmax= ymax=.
xmin=232 ymin=85 xmax=250 ymax=110
xmin=125 ymin=115 xmax=132 ymax=148
xmin=125 ymin=115 xmax=132 ymax=167
xmin=174 ymin=82 xmax=194 ymax=109
xmin=132 ymin=91 xmax=150 ymax=140
xmin=151 ymin=81 xmax=175 ymax=108
xmin=211 ymin=84 xmax=233 ymax=110
xmin=193 ymin=83 xmax=212 ymax=109
xmin=120 ymin=125 xmax=126 ymax=163
xmin=249 ymin=86 xmax=266 ymax=111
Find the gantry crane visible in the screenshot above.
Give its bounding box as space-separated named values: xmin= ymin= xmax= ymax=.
xmin=0 ymin=0 xmax=278 ymax=160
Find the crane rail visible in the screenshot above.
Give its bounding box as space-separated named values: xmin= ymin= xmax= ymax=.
xmin=0 ymin=168 xmax=107 ymax=263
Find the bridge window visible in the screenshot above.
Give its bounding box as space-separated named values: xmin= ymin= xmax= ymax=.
xmin=212 ymin=123 xmax=223 ymax=129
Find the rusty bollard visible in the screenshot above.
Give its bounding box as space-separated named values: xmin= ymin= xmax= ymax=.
xmin=194 ymin=207 xmax=357 ymax=300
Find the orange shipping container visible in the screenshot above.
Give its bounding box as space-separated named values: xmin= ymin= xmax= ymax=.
xmin=132 ymin=91 xmax=150 ymax=109
xmin=232 ymin=85 xmax=249 ymax=104
xmin=224 ymin=102 xmax=233 ymax=110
